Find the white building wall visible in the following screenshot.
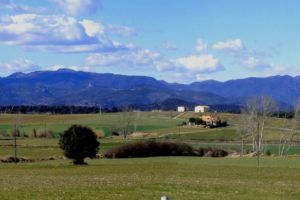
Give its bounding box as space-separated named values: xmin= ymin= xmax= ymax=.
xmin=194 ymin=106 xmax=209 ymax=113
xmin=177 ymin=106 xmax=185 ymax=112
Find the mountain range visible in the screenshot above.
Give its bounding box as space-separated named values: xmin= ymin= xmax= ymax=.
xmin=0 ymin=69 xmax=298 ymax=110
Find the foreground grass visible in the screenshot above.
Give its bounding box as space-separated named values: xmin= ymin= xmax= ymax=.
xmin=0 ymin=157 xmax=299 ymax=199
xmin=0 ymin=112 xmax=299 ymax=199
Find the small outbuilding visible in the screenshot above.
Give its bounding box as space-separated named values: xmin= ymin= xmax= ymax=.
xmin=194 ymin=105 xmax=209 ymax=113
xmin=177 ymin=106 xmax=186 ymax=112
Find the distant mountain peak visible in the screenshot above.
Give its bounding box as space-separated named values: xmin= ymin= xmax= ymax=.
xmin=0 ymin=69 xmax=298 ymax=109
xmin=56 ymin=68 xmax=76 ymax=72
xmin=7 ymin=72 xmax=26 ymax=78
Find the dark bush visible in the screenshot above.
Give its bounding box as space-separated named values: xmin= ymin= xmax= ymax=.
xmin=198 ymin=147 xmax=228 ymax=157
xmin=112 ymin=131 xmax=120 ymax=136
xmin=0 ymin=156 xmax=34 ymax=163
xmin=180 ymin=121 xmax=187 ymax=126
xmin=210 ymin=149 xmax=228 ymax=157
xmin=59 ymin=125 xmax=100 ymax=165
xmin=23 ymin=132 xmax=29 ymax=138
xmin=215 ymin=120 xmax=228 ymax=128
xmin=105 ymin=141 xmax=228 ymax=158
xmin=265 ymin=149 xmax=272 ymax=156
xmin=195 ymin=118 xmax=204 ymax=125
xmin=189 ymin=117 xmax=196 ymax=123
xmin=221 ymin=121 xmax=228 ymax=127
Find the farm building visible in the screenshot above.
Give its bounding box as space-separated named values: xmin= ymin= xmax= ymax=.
xmin=201 ymin=115 xmax=217 ymax=126
xmin=177 ymin=106 xmax=186 ymax=112
xmin=194 ymin=105 xmax=209 ymax=113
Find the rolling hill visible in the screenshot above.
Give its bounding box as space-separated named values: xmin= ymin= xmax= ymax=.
xmin=0 ymin=69 xmax=298 ymax=110
xmin=0 ymin=69 xmax=231 ymax=108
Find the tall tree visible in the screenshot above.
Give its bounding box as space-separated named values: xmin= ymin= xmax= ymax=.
xmin=242 ymin=96 xmax=277 ymax=166
xmin=279 ymin=100 xmax=300 ymax=156
xmin=120 ymin=106 xmax=135 ymax=140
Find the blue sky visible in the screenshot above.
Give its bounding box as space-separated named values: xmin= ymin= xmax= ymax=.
xmin=0 ymin=0 xmax=299 ymax=83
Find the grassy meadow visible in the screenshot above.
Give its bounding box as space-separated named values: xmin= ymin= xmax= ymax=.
xmin=0 ymin=111 xmax=300 ymax=199
xmin=0 ymin=157 xmax=300 ymax=199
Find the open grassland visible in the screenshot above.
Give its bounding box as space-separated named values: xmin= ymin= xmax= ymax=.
xmin=0 ymin=112 xmax=300 ymax=159
xmin=0 ymin=112 xmax=182 ymax=138
xmin=0 ymin=157 xmax=300 ymax=200
xmin=0 ymin=112 xmax=300 ymax=199
xmin=0 ymin=112 xmax=296 ymax=139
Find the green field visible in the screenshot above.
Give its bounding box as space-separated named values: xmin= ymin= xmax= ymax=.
xmin=1 ymin=111 xmax=300 ymax=157
xmin=0 ymin=112 xmax=225 ymax=158
xmin=0 ymin=157 xmax=300 ymax=199
xmin=0 ymin=112 xmax=300 ymax=199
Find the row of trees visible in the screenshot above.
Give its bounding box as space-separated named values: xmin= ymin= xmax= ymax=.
xmin=0 ymin=105 xmax=122 ymax=114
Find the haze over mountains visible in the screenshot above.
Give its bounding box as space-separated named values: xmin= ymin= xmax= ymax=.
xmin=0 ymin=69 xmax=298 ymax=110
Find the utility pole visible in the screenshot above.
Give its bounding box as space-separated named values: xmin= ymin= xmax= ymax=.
xmin=99 ymin=104 xmax=102 ymax=115
xmin=14 ymin=122 xmax=17 ymax=163
xmin=178 ymin=124 xmax=181 ymax=139
xmin=13 ymin=109 xmax=21 ymax=164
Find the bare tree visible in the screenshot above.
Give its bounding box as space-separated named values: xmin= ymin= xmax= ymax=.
xmin=119 ymin=106 xmax=135 ymax=140
xmin=12 ymin=110 xmax=22 ymax=163
xmin=242 ymin=96 xmax=277 ymax=166
xmin=279 ymin=100 xmax=300 ymax=156
xmin=133 ymin=110 xmax=141 ymax=132
xmin=236 ymin=113 xmax=253 ymax=155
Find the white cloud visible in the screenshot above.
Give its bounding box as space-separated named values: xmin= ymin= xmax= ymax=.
xmin=163 ymin=42 xmax=177 ymax=50
xmin=195 ymin=74 xmax=213 ymax=81
xmin=0 ymin=0 xmax=49 ymax=14
xmin=196 ymin=39 xmax=207 ymax=52
xmin=0 ymin=59 xmax=40 ymax=74
xmin=212 ymin=39 xmax=244 ymax=51
xmin=0 ymin=14 xmax=130 ymax=53
xmin=53 ymin=0 xmax=100 ymax=16
xmin=241 ymin=56 xmax=287 ymax=77
xmin=264 ymin=64 xmax=287 ymax=76
xmin=86 ymin=48 xmax=224 ymax=74
xmin=242 ymin=57 xmax=272 ymax=70
xmin=175 ymin=54 xmax=224 ymax=73
xmin=80 ymin=19 xmax=104 ymax=37
xmin=106 ymin=24 xmax=136 ymax=37
xmin=50 ymin=64 xmax=90 ymax=72
xmin=86 ymin=49 xmax=163 ymax=69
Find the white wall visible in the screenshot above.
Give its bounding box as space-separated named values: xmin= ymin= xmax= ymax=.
xmin=177 ymin=107 xmax=185 ymax=112
xmin=194 ymin=106 xmax=209 ymax=113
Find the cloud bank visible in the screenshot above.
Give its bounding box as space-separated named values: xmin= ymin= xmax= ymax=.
xmin=0 ymin=14 xmax=131 ymax=53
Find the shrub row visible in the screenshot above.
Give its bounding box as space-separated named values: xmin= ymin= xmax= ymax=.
xmin=0 ymin=129 xmax=56 ymax=138
xmin=105 ymin=140 xmax=228 ymax=158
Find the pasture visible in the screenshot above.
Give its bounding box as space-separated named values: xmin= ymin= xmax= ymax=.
xmin=0 ymin=157 xmax=300 ymax=199
xmin=0 ymin=112 xmax=300 ymax=199
xmin=0 ymin=111 xmax=299 ymax=158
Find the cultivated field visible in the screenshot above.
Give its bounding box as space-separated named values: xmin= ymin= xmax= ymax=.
xmin=0 ymin=112 xmax=300 ymax=199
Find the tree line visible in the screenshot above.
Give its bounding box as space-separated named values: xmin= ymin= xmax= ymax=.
xmin=0 ymin=105 xmax=121 ymax=114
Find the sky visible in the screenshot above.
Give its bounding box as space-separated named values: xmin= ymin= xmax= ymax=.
xmin=0 ymin=0 xmax=300 ymax=83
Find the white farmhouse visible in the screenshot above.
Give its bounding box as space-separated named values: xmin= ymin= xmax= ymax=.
xmin=177 ymin=106 xmax=186 ymax=112
xmin=194 ymin=105 xmax=209 ymax=113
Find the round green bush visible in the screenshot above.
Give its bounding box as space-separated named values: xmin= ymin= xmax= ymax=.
xmin=59 ymin=125 xmax=100 ymax=165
